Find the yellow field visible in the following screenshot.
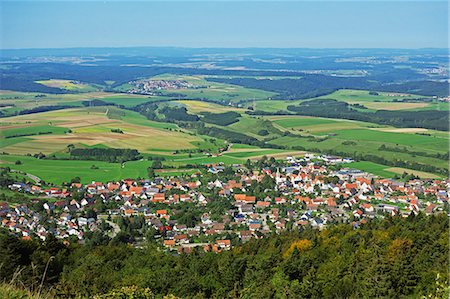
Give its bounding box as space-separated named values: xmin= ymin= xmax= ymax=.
xmin=360 ymin=102 xmax=430 ymax=110
xmin=35 ymin=79 xmax=98 ymax=91
xmin=370 ymin=127 xmax=429 ymax=133
xmin=0 ymin=107 xmax=201 ymax=154
xmin=177 ymin=100 xmax=243 ymax=113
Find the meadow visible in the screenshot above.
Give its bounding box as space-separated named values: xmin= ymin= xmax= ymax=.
xmin=35 ymin=79 xmax=100 ymax=92
xmin=0 ymin=145 xmax=307 ymax=184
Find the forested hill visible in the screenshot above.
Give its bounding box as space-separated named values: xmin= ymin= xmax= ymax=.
xmin=207 ymin=76 xmax=450 ymax=99
xmin=286 ymin=99 xmax=449 ymax=131
xmin=1 ymin=213 xmax=448 ymax=298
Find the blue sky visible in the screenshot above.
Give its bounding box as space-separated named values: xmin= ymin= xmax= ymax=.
xmin=0 ymin=1 xmax=448 ymax=49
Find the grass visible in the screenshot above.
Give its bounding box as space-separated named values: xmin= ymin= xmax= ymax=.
xmin=270 ymin=116 xmax=338 ymax=128
xmin=252 ymin=100 xmax=297 ymax=113
xmin=227 ymin=115 xmax=280 ymax=139
xmin=0 ymin=154 xmax=150 ymax=184
xmin=99 ymin=95 xmax=166 ymax=107
xmin=35 ymin=79 xmax=100 ymax=92
xmin=2 ymin=124 xmax=68 ymax=138
xmin=333 ymin=129 xmax=447 ymax=152
xmin=0 ymin=145 xmax=306 ymax=184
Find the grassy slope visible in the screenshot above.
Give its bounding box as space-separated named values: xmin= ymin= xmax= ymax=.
xmin=0 ymin=107 xmax=212 ymax=154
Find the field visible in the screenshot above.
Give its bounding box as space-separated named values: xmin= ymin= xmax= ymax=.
xmin=117 ymin=74 xmax=276 ymax=103
xmin=348 ymin=161 xmax=441 ymax=179
xmin=0 ymin=107 xmax=212 ymax=155
xmin=35 ymin=79 xmax=100 ymax=92
xmin=0 ymin=90 xmax=145 ymax=116
xmin=0 ymin=154 xmax=151 ymax=184
xmin=228 ymin=89 xmax=449 ymax=113
xmin=176 ymin=100 xmax=243 ymax=113
xmin=0 ymin=85 xmax=448 ymax=182
xmin=313 ymin=89 xmax=443 ymax=111
xmin=267 ymin=115 xmax=378 ymax=134
xmin=258 ymin=114 xmax=448 ymax=172
xmin=0 ymin=145 xmax=306 ymax=184
xmin=98 ymin=94 xmax=166 ymax=107
xmin=226 ymin=115 xmax=281 ymax=139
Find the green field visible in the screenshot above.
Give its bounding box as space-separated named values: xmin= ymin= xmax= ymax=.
xmin=271 ymin=116 xmax=339 ymax=128
xmin=99 ymin=95 xmax=167 ymax=107
xmin=35 ymin=79 xmax=100 ymax=92
xmin=312 ymin=89 xmax=442 ymax=111
xmin=1 ymin=125 xmax=68 ymax=138
xmin=227 ymin=115 xmax=281 ymax=139
xmin=0 ymin=154 xmax=150 ymax=184
xmin=348 ymin=161 xmax=442 ymax=179
xmin=333 ymin=129 xmax=447 ymax=152
xmin=0 ymin=145 xmax=305 ymax=183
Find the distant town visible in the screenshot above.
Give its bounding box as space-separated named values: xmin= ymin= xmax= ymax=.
xmin=127 ymin=79 xmax=204 ymax=95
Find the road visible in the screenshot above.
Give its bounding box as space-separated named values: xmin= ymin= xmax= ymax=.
xmin=98 ymin=214 xmax=121 ymax=238
xmin=11 ymin=170 xmax=42 ymax=184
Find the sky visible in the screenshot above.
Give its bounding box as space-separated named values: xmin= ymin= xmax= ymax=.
xmin=0 ymin=1 xmax=448 ymax=49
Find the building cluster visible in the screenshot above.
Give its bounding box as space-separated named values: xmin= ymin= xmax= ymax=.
xmin=127 ymin=79 xmax=203 ymax=95
xmin=1 ymin=154 xmax=448 ymax=253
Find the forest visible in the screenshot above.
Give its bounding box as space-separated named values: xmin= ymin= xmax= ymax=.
xmin=201 ymin=111 xmax=241 ymax=126
xmin=286 ymin=99 xmax=449 ymax=131
xmin=207 ymin=76 xmax=450 ymax=99
xmin=0 ymin=213 xmax=448 ymax=298
xmin=69 ymin=148 xmax=142 ymax=163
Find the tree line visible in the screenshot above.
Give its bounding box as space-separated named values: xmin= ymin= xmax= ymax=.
xmin=0 ymin=213 xmax=448 ymax=298
xmin=286 ymin=99 xmax=448 ymax=131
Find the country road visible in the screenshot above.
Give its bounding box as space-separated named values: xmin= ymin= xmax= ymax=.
xmin=11 ymin=170 xmax=42 ymax=184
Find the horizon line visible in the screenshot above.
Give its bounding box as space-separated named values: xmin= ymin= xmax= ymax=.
xmin=1 ymin=46 xmax=449 ymax=51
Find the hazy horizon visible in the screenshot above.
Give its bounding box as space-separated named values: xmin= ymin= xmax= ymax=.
xmin=1 ymin=1 xmax=448 ymax=49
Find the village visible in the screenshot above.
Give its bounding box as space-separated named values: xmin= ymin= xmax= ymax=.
xmin=1 ymin=154 xmax=448 ymax=254
xmin=127 ymin=78 xmax=203 ymax=95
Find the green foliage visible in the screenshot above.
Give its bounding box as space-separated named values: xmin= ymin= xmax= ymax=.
xmin=286 ymin=99 xmax=448 ymax=131
xmin=1 ymin=214 xmax=448 ymax=298
xmin=93 ymin=286 xmax=155 ymax=299
xmin=201 ymin=111 xmax=241 ymax=126
xmin=69 ymin=148 xmax=142 ymax=163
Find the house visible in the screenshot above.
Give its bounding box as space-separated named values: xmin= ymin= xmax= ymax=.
xmin=163 ymin=239 xmax=175 ymax=247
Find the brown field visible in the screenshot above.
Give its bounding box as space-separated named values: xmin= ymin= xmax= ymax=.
xmin=227 ymin=147 xmax=268 ymax=153
xmin=371 ymin=128 xmax=429 ymax=133
xmin=361 ymin=102 xmax=430 ymax=110
xmin=250 ymin=151 xmax=306 ymax=160
xmin=176 ymin=100 xmax=243 ymax=113
xmin=384 ymin=167 xmax=441 ymax=179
